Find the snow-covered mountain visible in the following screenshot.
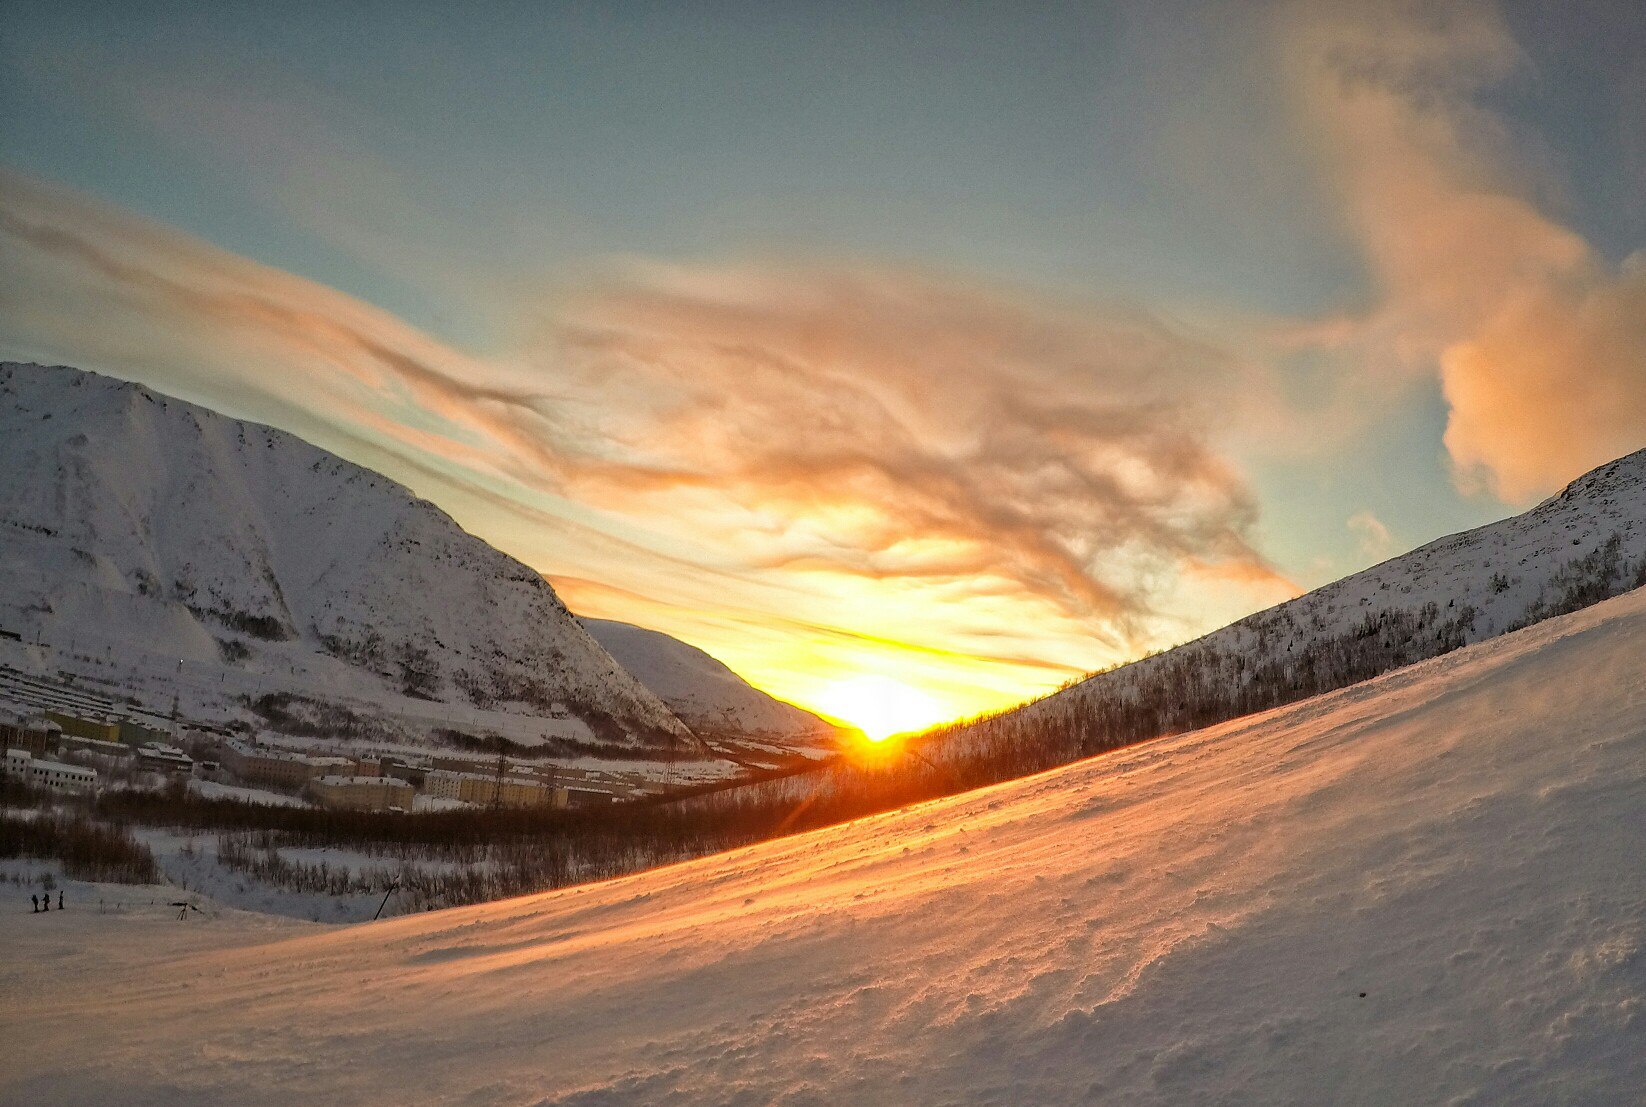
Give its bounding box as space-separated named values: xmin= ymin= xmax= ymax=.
xmin=7 ymin=584 xmax=1643 ymax=1103
xmin=579 ymin=617 xmax=840 ymax=748
xmin=0 ymin=362 xmax=691 ymax=751
xmin=943 ymin=445 xmax=1646 ymax=759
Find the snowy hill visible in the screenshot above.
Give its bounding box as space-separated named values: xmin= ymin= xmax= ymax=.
xmin=949 ymin=446 xmax=1646 ymax=759
xmin=579 ymin=616 xmax=840 ymax=748
xmin=5 ymin=581 xmax=1644 ymax=1103
xmin=0 ymin=362 xmax=691 ymax=751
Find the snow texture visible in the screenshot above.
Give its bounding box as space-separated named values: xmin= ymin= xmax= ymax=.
xmin=3 ymin=586 xmax=1642 ymax=1104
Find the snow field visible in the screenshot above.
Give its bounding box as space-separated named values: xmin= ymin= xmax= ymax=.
xmin=1 ymin=587 xmax=1642 ymax=1104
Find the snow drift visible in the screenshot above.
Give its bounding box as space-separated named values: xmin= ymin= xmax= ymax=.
xmin=4 ymin=585 xmax=1643 ymax=1104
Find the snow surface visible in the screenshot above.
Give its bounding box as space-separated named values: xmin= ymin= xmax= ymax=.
xmin=188 ymin=778 xmax=310 ymax=807
xmin=0 ymin=362 xmax=691 ymax=748
xmin=580 ymin=616 xmax=839 ymax=746
xmin=126 ymin=827 xmax=402 ymax=923
xmin=3 ymin=586 xmax=1643 ymax=1104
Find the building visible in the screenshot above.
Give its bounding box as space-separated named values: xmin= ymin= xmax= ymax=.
xmin=379 ymin=758 xmax=431 ymax=788
xmin=308 ymin=775 xmax=414 ymax=813
xmin=117 ymin=718 xmax=173 ymax=748
xmin=565 ymin=786 xmax=616 ymax=808
xmin=4 ymin=749 xmax=98 ymax=794
xmin=422 ymin=769 xmax=566 ymax=809
xmin=0 ymin=705 xmax=59 ymax=757
xmin=58 ymin=733 xmax=134 ymax=761
xmin=136 ymin=743 xmax=195 ymax=776
xmin=45 ymin=711 xmax=122 ymax=744
xmin=221 ymin=738 xmax=354 ymax=788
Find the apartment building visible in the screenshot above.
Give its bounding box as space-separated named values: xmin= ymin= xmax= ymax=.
xmin=221 ymin=738 xmax=354 ymax=788
xmin=4 ymin=749 xmax=98 ymax=793
xmin=423 ymin=769 xmax=566 ymax=809
xmin=0 ymin=705 xmax=58 ymax=757
xmin=308 ymin=774 xmax=414 ymax=813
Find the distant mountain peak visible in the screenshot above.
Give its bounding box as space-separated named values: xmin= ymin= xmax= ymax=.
xmin=579 ymin=616 xmax=840 ymax=748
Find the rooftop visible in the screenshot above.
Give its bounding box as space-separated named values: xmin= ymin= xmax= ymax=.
xmin=314 ymin=775 xmax=412 ymax=788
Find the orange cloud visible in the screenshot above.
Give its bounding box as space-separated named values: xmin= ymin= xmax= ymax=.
xmin=537 ymin=262 xmax=1281 ymax=644
xmin=1440 ymin=258 xmax=1646 ymax=499
xmin=0 ymin=169 xmax=1289 ymax=720
xmin=1282 ymin=0 xmax=1646 ymax=501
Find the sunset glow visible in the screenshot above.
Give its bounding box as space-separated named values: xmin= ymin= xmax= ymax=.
xmin=1 ymin=3 xmax=1640 ymax=1101
xmin=811 ymin=675 xmax=951 ymax=742
xmin=2 ymin=1 xmax=1641 ymax=732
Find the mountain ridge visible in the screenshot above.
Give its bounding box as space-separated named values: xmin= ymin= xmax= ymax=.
xmin=579 ymin=616 xmax=840 ymax=748
xmin=927 ymin=442 xmax=1646 ymax=769
xmin=0 ymin=361 xmax=695 ymax=753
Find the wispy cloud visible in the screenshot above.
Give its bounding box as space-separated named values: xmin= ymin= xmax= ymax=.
xmin=0 ymin=170 xmax=1292 ymax=719
xmin=540 ymin=262 xmax=1292 ymax=633
xmin=1347 ymin=509 xmax=1394 ymax=562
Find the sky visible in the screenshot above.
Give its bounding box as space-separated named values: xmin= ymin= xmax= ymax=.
xmin=1 ymin=0 xmax=1643 ymax=736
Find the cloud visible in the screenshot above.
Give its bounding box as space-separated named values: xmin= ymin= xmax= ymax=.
xmin=0 ymin=170 xmax=1290 ymax=717
xmin=536 ymin=262 xmax=1288 ymax=645
xmin=1439 ymin=255 xmax=1646 ymax=498
xmin=1347 ymin=509 xmax=1395 ymax=562
xmin=1281 ymin=0 xmax=1646 ymax=501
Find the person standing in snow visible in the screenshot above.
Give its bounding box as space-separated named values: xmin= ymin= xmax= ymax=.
xmin=30 ymin=894 xmax=38 ymax=913
xmin=41 ymin=892 xmax=48 ymax=912
xmin=58 ymin=890 xmax=63 ymax=910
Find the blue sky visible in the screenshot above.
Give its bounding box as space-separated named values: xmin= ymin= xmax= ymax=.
xmin=2 ymin=0 xmax=1642 ymax=725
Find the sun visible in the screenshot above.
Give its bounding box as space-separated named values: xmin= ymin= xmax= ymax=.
xmin=815 ymin=674 xmax=950 ymax=743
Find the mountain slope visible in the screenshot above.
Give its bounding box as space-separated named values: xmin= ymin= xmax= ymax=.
xmin=0 ymin=362 xmax=690 ymax=749
xmin=943 ymin=446 xmax=1646 ymax=760
xmin=579 ymin=616 xmax=839 ymax=747
xmin=5 ymin=582 xmax=1644 ymax=1103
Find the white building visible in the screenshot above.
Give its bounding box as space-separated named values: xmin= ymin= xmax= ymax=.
xmin=221 ymin=738 xmax=353 ymax=787
xmin=4 ymin=748 xmax=99 ymax=793
xmin=137 ymin=743 xmax=195 ymax=775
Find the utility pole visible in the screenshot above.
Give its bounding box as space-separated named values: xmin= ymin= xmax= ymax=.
xmin=373 ymin=879 xmax=400 ymax=921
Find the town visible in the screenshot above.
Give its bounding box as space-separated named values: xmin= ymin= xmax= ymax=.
xmin=1 ymin=666 xmax=655 ymax=814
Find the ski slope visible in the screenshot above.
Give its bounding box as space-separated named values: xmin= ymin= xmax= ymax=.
xmin=4 ymin=589 xmax=1644 ymax=1105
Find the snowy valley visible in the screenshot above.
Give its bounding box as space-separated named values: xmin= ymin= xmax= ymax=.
xmin=2 ymin=366 xmax=1643 ymax=1103
xmin=5 ymin=572 xmax=1643 ymax=1104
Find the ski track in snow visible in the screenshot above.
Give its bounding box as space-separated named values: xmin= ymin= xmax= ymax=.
xmin=2 ymin=590 xmax=1643 ymax=1104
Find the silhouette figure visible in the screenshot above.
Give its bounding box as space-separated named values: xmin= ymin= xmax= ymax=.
xmin=41 ymin=894 xmax=48 ymax=912
xmin=58 ymin=890 xmax=64 ymax=910
xmin=30 ymin=894 xmax=38 ymax=913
